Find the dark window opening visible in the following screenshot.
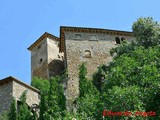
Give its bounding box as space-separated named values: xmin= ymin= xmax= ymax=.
xmin=37 ymin=45 xmax=41 ymax=49
xmin=121 ymin=37 xmax=125 ymax=41
xmin=115 ymin=37 xmax=121 ymax=44
xmin=40 ymin=58 xmax=43 ymax=63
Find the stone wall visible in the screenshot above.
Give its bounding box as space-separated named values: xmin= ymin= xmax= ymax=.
xmin=47 ymin=38 xmax=64 ymax=77
xmin=31 ymin=38 xmax=49 ymax=79
xmin=0 ymin=82 xmax=12 ymax=114
xmin=64 ymin=31 xmax=135 ymax=109
xmin=0 ymin=77 xmax=40 ymax=115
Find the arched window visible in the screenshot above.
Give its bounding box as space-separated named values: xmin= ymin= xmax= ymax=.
xmin=84 ymin=50 xmax=91 ymax=58
xmin=121 ymin=37 xmax=125 ymax=41
xmin=115 ymin=37 xmax=120 ymax=44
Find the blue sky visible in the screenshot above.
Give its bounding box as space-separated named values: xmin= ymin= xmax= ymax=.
xmin=0 ymin=0 xmax=160 ymax=84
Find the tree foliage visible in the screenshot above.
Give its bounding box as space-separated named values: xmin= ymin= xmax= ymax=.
xmin=77 ymin=63 xmax=103 ymax=119
xmin=31 ymin=77 xmax=50 ymax=94
xmin=39 ymin=93 xmax=47 ymax=120
xmin=8 ymin=98 xmax=17 ymax=120
xmin=46 ymin=76 xmax=66 ymax=119
xmin=132 ymin=17 xmax=160 ymax=48
xmin=93 ymin=64 xmax=108 ymax=92
xmin=17 ymin=91 xmax=33 ymax=120
xmin=92 ymin=17 xmax=160 ymax=119
xmin=0 ymin=112 xmax=8 ymax=120
xmin=31 ymin=75 xmax=66 ymax=120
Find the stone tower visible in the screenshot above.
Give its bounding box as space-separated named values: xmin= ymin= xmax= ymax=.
xmin=28 ymin=32 xmax=64 ymax=80
xmin=59 ymin=26 xmax=135 ymax=110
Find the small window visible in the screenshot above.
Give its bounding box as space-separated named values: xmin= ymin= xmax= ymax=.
xmin=40 ymin=58 xmax=43 ymax=64
xmin=115 ymin=37 xmax=120 ymax=44
xmin=37 ymin=45 xmax=41 ymax=49
xmin=84 ymin=50 xmax=91 ymax=58
xmin=75 ymin=34 xmax=82 ymax=39
xmin=89 ymin=35 xmax=97 ymax=40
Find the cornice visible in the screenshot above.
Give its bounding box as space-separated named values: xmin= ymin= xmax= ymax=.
xmin=59 ymin=26 xmax=134 ymax=52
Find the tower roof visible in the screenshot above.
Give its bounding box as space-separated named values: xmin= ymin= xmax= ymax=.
xmin=28 ymin=32 xmax=59 ymax=51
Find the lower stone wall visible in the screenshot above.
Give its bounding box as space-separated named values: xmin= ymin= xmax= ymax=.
xmin=65 ymin=40 xmax=115 ymax=111
xmin=0 ymin=82 xmax=13 ymax=115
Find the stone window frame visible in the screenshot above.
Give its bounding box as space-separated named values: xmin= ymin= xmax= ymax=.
xmin=84 ymin=50 xmax=92 ymax=58
xmin=89 ymin=34 xmax=98 ymax=41
xmin=74 ymin=33 xmax=82 ymax=40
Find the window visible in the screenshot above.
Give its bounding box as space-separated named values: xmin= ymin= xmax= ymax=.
xmin=89 ymin=35 xmax=97 ymax=40
xmin=37 ymin=45 xmax=41 ymax=49
xmin=115 ymin=37 xmax=121 ymax=44
xmin=74 ymin=34 xmax=82 ymax=39
xmin=121 ymin=37 xmax=125 ymax=41
xmin=39 ymin=58 xmax=43 ymax=64
xmin=84 ymin=50 xmax=91 ymax=58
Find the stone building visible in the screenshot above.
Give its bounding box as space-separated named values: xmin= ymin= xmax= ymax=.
xmin=28 ymin=26 xmax=135 ymax=110
xmin=28 ymin=32 xmax=64 ymax=80
xmin=0 ymin=76 xmax=40 ymax=115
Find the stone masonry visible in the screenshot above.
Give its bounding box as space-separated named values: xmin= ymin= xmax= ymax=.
xmin=60 ymin=27 xmax=135 ymax=110
xmin=0 ymin=79 xmax=12 ymax=115
xmin=28 ymin=26 xmax=135 ymax=111
xmin=0 ymin=76 xmax=40 ymax=115
xmin=28 ymin=32 xmax=64 ymax=80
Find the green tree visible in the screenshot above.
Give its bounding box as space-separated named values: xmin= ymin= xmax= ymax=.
xmin=132 ymin=17 xmax=160 ymax=48
xmin=77 ymin=63 xmax=103 ymax=119
xmin=31 ymin=77 xmax=50 ymax=120
xmin=17 ymin=91 xmax=32 ymax=120
xmin=31 ymin=77 xmax=49 ymax=94
xmin=78 ymin=63 xmax=88 ymax=97
xmin=39 ymin=93 xmax=47 ymax=120
xmin=0 ymin=112 xmax=8 ymax=120
xmin=93 ymin=65 xmax=108 ymax=92
xmin=45 ymin=76 xmax=66 ymax=119
xmin=110 ymin=40 xmax=136 ymax=58
xmin=8 ymin=98 xmax=17 ymax=120
xmin=103 ymin=46 xmax=160 ymax=119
